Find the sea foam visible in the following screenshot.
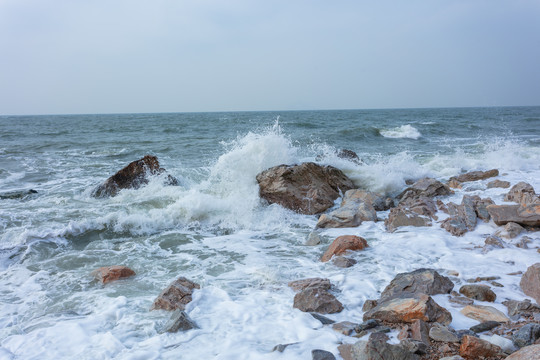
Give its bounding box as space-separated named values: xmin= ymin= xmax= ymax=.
xmin=379 ymin=124 xmax=422 ymax=139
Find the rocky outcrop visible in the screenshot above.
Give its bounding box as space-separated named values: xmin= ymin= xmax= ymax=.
xmin=459 ymin=284 xmax=496 ymax=302
xmin=520 ymin=263 xmax=540 ymax=305
xmin=459 ymin=335 xmax=502 ymax=359
xmin=449 ymin=169 xmax=499 ymax=184
xmin=460 ymin=305 xmax=509 ymax=323
xmin=151 ymin=277 xmax=200 ymax=311
xmin=385 ymin=207 xmax=431 ymax=232
xmin=397 ymin=178 xmax=452 ymax=205
xmin=504 ymin=182 xmax=540 ymax=205
xmin=92 ymin=155 xmax=178 ymax=197
xmin=487 ymin=204 xmax=540 ymax=227
xmin=320 ymin=235 xmax=368 ymax=262
xmin=256 ymin=162 xmax=355 ymax=215
xmin=91 ymin=266 xmax=136 ymax=284
xmin=379 ymin=269 xmax=454 ymax=301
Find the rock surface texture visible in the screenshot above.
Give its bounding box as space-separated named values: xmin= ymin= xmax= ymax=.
xmin=91 ymin=266 xmax=136 ymax=284
xmin=320 ymin=235 xmax=368 ymax=262
xmin=151 ymin=277 xmax=200 ymax=311
xmin=520 ymin=263 xmax=540 ymax=305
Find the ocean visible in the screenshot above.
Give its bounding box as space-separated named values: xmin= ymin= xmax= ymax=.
xmin=1 ymin=107 xmax=540 ymax=359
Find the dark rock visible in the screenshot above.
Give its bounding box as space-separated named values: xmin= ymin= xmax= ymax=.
xmin=356 ymin=319 xmax=380 ymax=332
xmin=505 ymin=344 xmax=540 ymax=359
xmin=385 ymin=207 xmax=432 ymax=232
xmin=0 ymin=189 xmax=38 ymax=200
xmin=332 ymin=256 xmax=357 ymax=268
xmin=380 ymin=268 xmax=454 ymax=301
xmin=337 ymin=149 xmax=361 ymax=163
xmin=487 ymin=180 xmax=510 ymax=189
xmin=459 ymin=335 xmax=503 ymax=359
xmin=310 ymin=312 xmax=335 ymax=325
xmin=486 ymin=204 xmax=540 ymax=227
xmin=520 ymin=263 xmax=540 ymax=305
xmin=362 ymin=300 xmax=378 ymax=312
xmin=343 ymin=337 xmax=420 ymax=360
xmin=470 ymin=321 xmax=500 ymax=333
xmin=332 ymin=321 xmax=358 ymax=335
xmin=474 ymin=197 xmax=495 ymax=222
xmin=429 ymin=322 xmax=459 ymax=342
xmin=312 ymin=349 xmax=336 ymax=360
xmin=293 ymin=287 xmax=343 ymax=314
xmin=321 ymin=235 xmax=368 ymax=262
xmin=505 ymin=182 xmax=540 ymax=205
xmin=162 ymin=310 xmax=197 ymax=333
xmin=256 ymin=162 xmax=355 ymax=215
xmin=272 ymin=343 xmax=298 ymax=352
xmin=400 ymin=339 xmax=428 ymax=355
xmin=503 ymin=299 xmax=540 ymax=317
xmin=461 ymin=195 xmax=478 ymax=231
xmin=513 ymin=323 xmax=540 ymax=348
xmin=441 ymin=216 xmax=468 ymax=236
xmin=459 ymin=284 xmax=496 ymax=302
xmin=306 ymin=231 xmax=322 ymax=246
xmin=288 ymin=278 xmax=332 ymax=292
xmin=398 ymin=178 xmax=453 ymax=205
xmin=91 ymin=265 xmax=135 ymax=284
xmin=92 ymin=155 xmax=177 ymax=197
xmin=151 ymin=277 xmax=200 ymax=311
xmin=450 ymin=169 xmax=499 ymax=183
xmin=455 ymin=329 xmax=476 ymax=341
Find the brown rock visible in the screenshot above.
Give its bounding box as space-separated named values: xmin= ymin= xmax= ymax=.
xmin=380 ymin=268 xmax=454 ymax=301
xmin=495 ymin=222 xmax=525 ymax=239
xmin=320 ymin=235 xmax=368 ymax=262
xmin=505 ymin=182 xmax=540 ymax=205
xmin=385 ymin=207 xmax=432 ymax=232
xmin=407 ymin=197 xmax=438 ymax=219
xmin=459 ymin=284 xmax=497 ymax=302
xmin=340 ymin=189 xmax=393 ymax=211
xmin=459 ymin=335 xmax=502 ymax=359
xmin=441 ymin=216 xmax=468 ymax=236
xmin=460 ymin=305 xmax=510 ymax=323
xmin=450 ymin=169 xmax=499 ymax=183
xmin=256 ymin=162 xmax=355 ymax=215
xmin=448 ymin=179 xmax=462 ymax=189
xmin=362 ymin=300 xmax=378 ymax=312
xmin=520 ymin=263 xmax=540 ymax=305
xmin=293 ymin=287 xmax=343 ymax=314
xmin=484 ymin=235 xmax=505 ymax=249
xmin=487 ymin=204 xmax=540 ymax=227
xmin=151 ymin=277 xmax=200 ymax=311
xmin=503 ymin=299 xmax=540 ymax=317
xmin=316 ymin=198 xmax=376 ymax=228
xmin=91 ymin=265 xmax=136 ymax=284
xmin=332 ymin=321 xmax=358 ymax=335
xmin=398 ymin=177 xmax=453 ymax=205
xmin=474 ymin=197 xmax=495 ymax=222
xmin=487 ymin=180 xmax=510 ymax=189
xmin=332 ymin=256 xmax=357 ymax=268
xmin=288 ymin=278 xmax=331 ymax=292
xmin=505 ymin=344 xmax=540 ymax=359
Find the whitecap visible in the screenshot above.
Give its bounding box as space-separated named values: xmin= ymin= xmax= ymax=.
xmin=379 ymin=124 xmax=422 ymax=139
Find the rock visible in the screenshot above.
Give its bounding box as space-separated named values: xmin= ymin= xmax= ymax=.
xmin=480 ymin=334 xmax=516 ymax=354
xmin=363 ymin=293 xmax=452 ymax=325
xmin=92 ymin=155 xmax=177 ymax=197
xmin=398 ymin=178 xmax=452 ymax=205
xmin=0 ymin=189 xmax=38 ymax=200
xmin=311 ymin=349 xmax=336 ymax=360
xmin=505 ymin=182 xmax=540 ymax=205
xmin=513 ymin=323 xmax=540 ymax=348
xmin=520 ymin=263 xmax=540 ymax=305
xmin=362 ymin=300 xmax=378 ymax=312
xmin=162 ymin=310 xmax=197 ymax=333
xmin=340 ymin=189 xmax=393 ymax=212
xmin=332 ymin=321 xmax=358 ymax=336
xmin=484 ymin=235 xmax=505 ymax=249
xmin=385 ymin=207 xmax=432 ymax=232
xmin=320 ymin=235 xmax=368 ymax=262
xmin=91 ymin=265 xmax=135 ymax=284
xmin=459 ymin=284 xmax=497 ymax=302
xmin=515 ymin=237 xmax=531 ymax=249
xmin=256 ymin=162 xmax=355 ymax=215
xmin=337 ymin=149 xmax=361 ymax=163
xmin=495 ymin=222 xmax=525 ymax=239
xmin=474 ymin=197 xmax=495 ymax=222
xmin=429 ymin=322 xmax=459 ymax=342
xmin=310 ymin=312 xmax=336 ymax=325
xmin=456 ymin=330 xmax=476 ymax=341
xmin=356 ymin=319 xmax=380 ymax=332
xmin=379 ymin=269 xmax=454 ymax=301
xmin=272 ymin=343 xmax=297 ymax=352
xmin=467 ymin=276 xmax=501 ymax=283
xmin=460 ymin=305 xmax=510 ymax=323
xmin=151 ymin=277 xmax=200 ymax=311
xmin=461 ymin=195 xmax=478 ymax=231
xmin=288 ymin=278 xmax=331 ymax=292
xmin=405 ymin=197 xmax=438 ymax=219
xmin=459 ymin=335 xmax=502 ymax=359
xmin=410 ymin=319 xmax=430 ymax=344
xmin=293 ymin=287 xmax=343 ymax=314
xmin=439 ymin=356 xmax=464 ymax=360
xmin=332 ymin=256 xmax=357 ymax=268
xmin=316 ymin=199 xmax=377 ymax=228
xmin=503 ymin=299 xmax=540 ymax=317
xmin=487 ymin=180 xmax=510 ymax=189
xmin=400 ymin=339 xmax=428 ymax=355
xmin=450 ymin=169 xmax=499 ymax=183
xmin=306 ymin=231 xmax=322 ymax=246
xmin=505 ymin=344 xmax=540 ymax=359
xmin=449 ymin=296 xmax=475 ymax=306
xmin=448 ymin=179 xmax=462 ymax=189
xmin=441 ymin=216 xmax=468 ymax=236
xmin=470 ymin=321 xmax=501 ymax=333
xmin=342 ymin=338 xmax=420 ymax=360
xmin=486 ymin=204 xmax=540 ymax=227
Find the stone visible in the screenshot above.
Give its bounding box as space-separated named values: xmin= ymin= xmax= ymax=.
xmin=459 ymin=335 xmax=502 ymax=359
xmin=256 ymin=162 xmax=355 ymax=215
xmin=385 ymin=207 xmax=431 ymax=232
xmin=288 ymin=278 xmax=332 ymax=292
xmin=474 ymin=197 xmax=495 ymax=222
xmin=470 ymin=321 xmax=501 ymax=333
xmin=311 ymin=349 xmax=336 ymax=360
xmin=460 ymin=305 xmax=510 ymax=323
xmin=449 ymin=296 xmax=474 ymax=306
xmin=450 ymin=169 xmax=499 ymax=183
xmin=320 ymin=235 xmax=368 ymax=262
xmin=513 ymin=323 xmax=540 ymax=348
xmin=0 ymin=189 xmax=38 ymax=200
xmin=503 ymin=299 xmax=540 ymax=317
xmin=316 ymin=199 xmax=377 ymax=228
xmin=520 ymin=263 xmax=540 ymax=305
xmin=272 ymin=343 xmax=297 ymax=352
xmin=337 ymin=344 xmax=354 ymax=360
xmin=343 ymin=338 xmax=420 ymax=360
xmin=310 ymin=312 xmax=336 ymax=325
xmin=162 ymin=310 xmax=197 ymax=333
xmin=487 ymin=180 xmax=510 ymax=189
xmin=397 ymin=178 xmax=453 ymax=205
xmin=379 ymin=268 xmax=454 ymax=301
xmin=362 ymin=300 xmax=378 ymax=312
xmin=337 ymin=149 xmax=361 ymax=163
xmin=92 ymin=155 xmax=177 ymax=197
xmin=410 ymin=319 xmax=430 ymax=344
xmin=306 ymin=231 xmax=322 ymax=246
xmin=407 ymin=197 xmax=438 ymax=219
xmin=484 ymin=235 xmax=505 ymax=249
xmin=439 ymin=356 xmax=464 ymax=360
xmin=151 ymin=277 xmax=200 ymax=311
xmin=495 ymin=222 xmax=525 ymax=239
xmin=505 ymin=182 xmax=540 ymax=205
xmin=293 ymin=287 xmax=343 ymax=314
xmin=459 ymin=284 xmax=497 ymax=302
xmin=332 ymin=256 xmax=357 ymax=268
xmin=486 ymin=204 xmax=540 ymax=227
xmin=461 ymin=195 xmax=478 ymax=231
xmin=429 ymin=322 xmax=459 ymax=343
xmin=515 ymin=237 xmax=531 ymax=249
xmin=91 ymin=265 xmax=136 ymax=284
xmin=332 ymin=321 xmax=358 ymax=335
xmin=400 ymin=339 xmax=428 ymax=355
xmin=340 ymin=189 xmax=393 ymax=211
xmin=466 ymin=276 xmax=501 ymax=283
xmin=356 ymin=319 xmax=380 ymax=332
xmin=505 ymin=344 xmax=540 ymax=359
xmin=441 ymin=216 xmax=468 ymax=236
xmin=448 ymin=179 xmax=462 ymax=189
xmin=363 ymin=294 xmax=452 ymax=325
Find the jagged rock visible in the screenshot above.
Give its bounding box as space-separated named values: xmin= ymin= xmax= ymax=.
xmin=520 ymin=263 xmax=540 ymax=305
xmin=162 ymin=310 xmax=198 ymax=333
xmin=306 ymin=231 xmax=322 ymax=246
xmin=460 ymin=305 xmax=510 ymax=323
xmin=505 ymin=344 xmax=540 ymax=359
xmin=503 ymin=299 xmax=540 ymax=317
xmin=92 ymin=155 xmax=177 ymax=197
xmin=341 ymin=189 xmax=393 ymax=212
xmin=310 ymin=312 xmax=335 ymax=325
xmin=470 ymin=321 xmax=501 ymax=333
xmin=459 ymin=335 xmax=503 ymax=359
xmin=495 ymin=222 xmax=525 ymax=239
xmin=398 ymin=319 xmax=430 ymax=345
xmin=356 ymin=319 xmax=380 ymax=332
xmin=400 ymin=339 xmax=428 ymax=355
xmin=362 ymin=300 xmax=378 ymax=312
xmin=316 ymin=198 xmax=376 ymax=228
xmin=0 ymin=189 xmax=38 ymax=200
xmin=380 ymin=269 xmax=454 ymax=301
xmin=332 ymin=256 xmax=357 ymax=268
xmin=340 ymin=337 xmax=420 ymax=360
xmin=513 ymin=323 xmax=540 ymax=348
xmin=91 ymin=265 xmax=135 ymax=284
xmin=293 ymin=287 xmax=343 ymax=314
xmin=441 ymin=196 xmax=479 ymax=236
xmin=449 ymin=296 xmax=474 ymax=306
xmin=151 ymin=277 xmax=200 ymax=311
xmin=398 ymin=178 xmax=452 ymax=205
xmin=256 ymin=162 xmax=355 ymax=215
xmin=363 ymin=294 xmax=452 ymax=325
xmin=406 ymin=197 xmax=438 ymax=219
xmin=459 ymin=284 xmax=496 ymax=302
xmin=332 ymin=321 xmax=358 ymax=335
xmin=450 ymin=169 xmax=499 ymax=184
xmin=474 ymin=197 xmax=495 ymax=222
xmin=311 ymin=349 xmax=336 ymax=360
xmin=484 ymin=235 xmax=505 ymax=249
xmin=288 ymin=278 xmax=331 ymax=292
xmin=487 ymin=180 xmax=510 ymax=189
xmin=461 ymin=195 xmax=478 ymax=231
xmin=505 ymin=182 xmax=540 ymax=205
xmin=320 ymin=235 xmax=368 ymax=262
xmin=385 ymin=207 xmax=432 ymax=232
xmin=337 ymin=148 xmax=361 ymax=163
xmin=441 ymin=217 xmax=468 ymax=236
xmin=486 ymin=204 xmax=540 ymax=227
xmin=429 ymin=322 xmax=459 ymax=342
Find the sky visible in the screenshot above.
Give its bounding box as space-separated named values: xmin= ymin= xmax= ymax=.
xmin=1 ymin=0 xmax=539 ymax=115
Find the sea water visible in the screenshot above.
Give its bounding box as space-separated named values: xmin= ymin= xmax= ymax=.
xmin=1 ymin=107 xmax=540 ymax=359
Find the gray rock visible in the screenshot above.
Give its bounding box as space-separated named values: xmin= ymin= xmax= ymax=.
xmin=505 ymin=182 xmax=540 ymax=205
xmin=340 ymin=189 xmax=392 ymax=211
xmin=311 ymin=349 xmax=336 ymax=360
xmin=474 ymin=197 xmax=495 ymax=222
xmin=459 ymin=284 xmax=496 ymax=302
xmin=310 ymin=312 xmax=336 ymax=325
xmin=306 ymin=231 xmax=322 ymax=246
xmin=316 ymin=199 xmax=377 ymax=228
xmin=484 ymin=235 xmax=505 ymax=249
xmin=450 ymin=169 xmax=499 ymax=183
xmin=429 ymin=323 xmax=459 ymax=343
xmin=400 ymin=339 xmax=428 ymax=355
xmin=332 ymin=321 xmax=358 ymax=335
xmin=272 ymin=343 xmax=297 ymax=352
xmin=332 ymin=256 xmax=357 ymax=268
xmin=495 ymin=222 xmax=525 ymax=239
xmin=293 ymin=287 xmax=343 ymax=314
xmin=439 ymin=356 xmax=465 ymax=360
xmin=162 ymin=310 xmax=197 ymax=333
xmin=288 ymin=278 xmax=331 ymax=292
xmin=356 ymin=319 xmax=380 ymax=332
xmin=385 ymin=207 xmax=432 ymax=232
xmin=461 ymin=195 xmax=478 ymax=231
xmin=487 ymin=180 xmax=511 ymax=189
xmin=520 ymin=263 xmax=540 ymax=305
xmin=503 ymin=299 xmax=540 ymax=317
xmin=362 ymin=300 xmax=378 ymax=312
xmin=455 ymin=329 xmax=476 ymax=341
xmin=344 ymin=338 xmax=420 ymax=360
xmin=470 ymin=321 xmax=500 ymax=333
xmin=441 ymin=215 xmax=468 ymax=236
xmin=515 ymin=237 xmax=532 ymax=249
xmin=380 ymin=268 xmax=454 ymax=301
xmin=397 ymin=178 xmax=452 ymax=205
xmin=0 ymin=189 xmax=38 ymax=200
xmin=513 ymin=323 xmax=540 ymax=348
xmin=407 ymin=197 xmax=438 ymax=219
xmin=151 ymin=277 xmax=200 ymax=311
xmin=486 ymin=204 xmax=540 ymax=227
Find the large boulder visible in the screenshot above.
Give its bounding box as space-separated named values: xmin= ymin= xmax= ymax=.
xmin=459 ymin=335 xmax=502 ymax=359
xmin=487 ymin=204 xmax=540 ymax=227
xmin=339 ymin=337 xmax=420 ymax=360
xmin=92 ymin=155 xmax=178 ymax=197
xmin=520 ymin=263 xmax=540 ymax=305
xmin=320 ymin=235 xmax=368 ymax=262
xmin=151 ymin=277 xmax=200 ymax=311
xmin=256 ymin=162 xmax=355 ymax=215
xmin=397 ymin=178 xmax=452 ymax=205
xmin=504 ymin=182 xmax=540 ymax=205
xmin=512 ymin=323 xmax=540 ymax=348
xmin=293 ymin=287 xmax=343 ymax=314
xmin=91 ymin=265 xmax=136 ymax=284
xmin=379 ymin=269 xmax=454 ymax=301
xmin=459 ymin=284 xmax=496 ymax=302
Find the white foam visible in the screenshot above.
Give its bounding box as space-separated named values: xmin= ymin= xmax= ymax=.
xmin=379 ymin=124 xmax=422 ymax=139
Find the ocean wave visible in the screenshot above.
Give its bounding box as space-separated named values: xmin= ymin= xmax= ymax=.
xmin=379 ymin=124 xmax=422 ymax=139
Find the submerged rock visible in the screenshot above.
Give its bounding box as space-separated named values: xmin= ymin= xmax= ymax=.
xmin=256 ymin=162 xmax=354 ymax=215
xmin=320 ymin=235 xmax=368 ymax=262
xmin=91 ymin=265 xmax=136 ymax=284
xmin=0 ymin=189 xmax=38 ymax=200
xmin=162 ymin=310 xmax=198 ymax=333
xmin=487 ymin=179 xmax=510 ymax=189
xmin=151 ymin=277 xmax=200 ymax=311
xmin=288 ymin=278 xmax=331 ymax=292
xmin=494 ymin=222 xmax=525 ymax=239
xmin=459 ymin=284 xmax=496 ymax=302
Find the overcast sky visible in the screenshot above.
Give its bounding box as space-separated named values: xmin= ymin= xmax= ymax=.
xmin=1 ymin=0 xmax=539 ymax=115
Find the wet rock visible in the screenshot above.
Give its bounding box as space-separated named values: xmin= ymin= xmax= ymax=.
xmin=494 ymin=222 xmax=525 ymax=239
xmin=311 ymin=349 xmax=336 ymax=360
xmin=256 ymin=162 xmax=355 ymax=215
xmin=406 ymin=197 xmax=438 ymax=219
xmin=400 ymin=339 xmax=428 ymax=355
xmin=461 ymin=195 xmax=478 ymax=231
xmin=0 ymin=189 xmax=38 ymax=200
xmin=397 ymin=177 xmax=452 ymax=205
xmin=505 ymin=344 xmax=540 ymax=359
xmin=470 ymin=321 xmax=501 ymax=333
xmin=310 ymin=312 xmax=335 ymax=325
xmin=332 ymin=256 xmax=357 ymax=268
xmin=363 ymin=293 xmax=452 ymax=325
xmin=466 ymin=276 xmax=501 ymax=283
xmin=362 ymin=300 xmax=378 ymax=312
xmin=484 ymin=235 xmax=505 ymax=249
xmin=515 ymin=237 xmax=531 ymax=249
xmin=356 ymin=319 xmax=380 ymax=332
xmin=162 ymin=310 xmax=197 ymax=333
xmin=379 ymin=268 xmax=454 ymax=301
xmin=429 ymin=322 xmax=459 ymax=342
xmin=441 ymin=216 xmax=468 ymax=236
xmin=91 ymin=265 xmax=135 ymax=284
xmin=449 ymin=296 xmax=474 ymax=306
xmin=512 ymin=323 xmax=540 ymax=348
xmin=450 ymin=169 xmax=499 ymax=184
xmin=448 ymin=179 xmax=462 ymax=189
xmin=340 ymin=189 xmax=393 ymax=212
xmin=337 ymin=149 xmax=361 ymax=163
xmin=505 ymin=182 xmax=540 ymax=205
xmin=316 ymin=199 xmax=376 ymax=228
xmin=320 ymin=235 xmax=368 ymax=262
xmin=272 ymin=343 xmax=298 ymax=352
xmin=459 ymin=335 xmax=503 ymax=359
xmin=385 ymin=207 xmax=431 ymax=232
xmin=332 ymin=321 xmax=358 ymax=335
xmin=306 ymin=231 xmax=322 ymax=246
xmin=460 ymin=305 xmax=510 ymax=323
xmin=503 ymin=299 xmax=540 ymax=317
xmin=474 ymin=197 xmax=495 ymax=222
xmin=341 ymin=337 xmax=420 ymax=360
xmin=151 ymin=277 xmax=200 ymax=311
xmin=520 ymin=263 xmax=540 ymax=305
xmin=288 ymin=278 xmax=331 ymax=292
xmin=459 ymin=284 xmax=496 ymax=302
xmin=486 ymin=204 xmax=540 ymax=227
xmin=293 ymin=287 xmax=343 ymax=314
xmin=487 ymin=179 xmax=511 ymax=189
xmin=92 ymin=155 xmax=177 ymax=197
